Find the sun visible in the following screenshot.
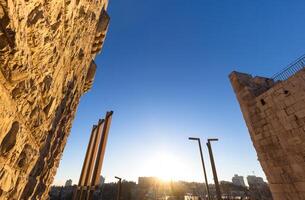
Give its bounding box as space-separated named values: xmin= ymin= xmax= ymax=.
xmin=143 ymin=151 xmax=185 ymax=182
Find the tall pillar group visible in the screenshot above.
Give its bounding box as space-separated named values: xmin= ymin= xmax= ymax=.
xmin=74 ymin=111 xmax=113 ymax=200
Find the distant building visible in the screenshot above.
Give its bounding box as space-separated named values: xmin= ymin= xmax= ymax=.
xmin=232 ymin=174 xmax=246 ymax=187
xmin=138 ymin=177 xmax=158 ymax=188
xmin=50 ymin=185 xmax=76 ymax=199
xmin=65 ymin=179 xmax=72 ymax=187
xmin=220 ymin=181 xmax=248 ymax=199
xmin=247 ymin=175 xmax=264 ymax=186
xmin=246 ymin=176 xmax=272 ymax=200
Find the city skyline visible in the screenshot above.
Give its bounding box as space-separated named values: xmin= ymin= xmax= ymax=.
xmin=58 ymin=174 xmax=266 ymax=186
xmin=51 ymin=174 xmax=272 ymax=200
xmin=54 ymin=0 xmax=305 ymax=186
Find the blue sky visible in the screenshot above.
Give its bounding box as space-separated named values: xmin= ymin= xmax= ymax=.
xmin=54 ymin=0 xmax=305 ymax=185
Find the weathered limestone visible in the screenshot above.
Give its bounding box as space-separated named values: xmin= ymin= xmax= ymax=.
xmin=0 ymin=0 xmax=110 ymax=198
xmin=230 ymin=69 xmax=305 ymax=200
xmin=83 ymin=61 xmax=97 ymax=93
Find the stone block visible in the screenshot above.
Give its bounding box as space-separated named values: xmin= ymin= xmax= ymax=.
xmin=295 ymin=181 xmax=305 ymax=192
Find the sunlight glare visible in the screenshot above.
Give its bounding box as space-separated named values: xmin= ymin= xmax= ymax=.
xmin=144 ymin=151 xmax=186 ymax=182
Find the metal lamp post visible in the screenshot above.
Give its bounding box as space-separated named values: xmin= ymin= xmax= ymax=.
xmin=189 ymin=137 xmax=211 ymax=200
xmin=115 ymin=176 xmax=122 ymax=200
xmin=207 ymin=138 xmax=221 ymax=200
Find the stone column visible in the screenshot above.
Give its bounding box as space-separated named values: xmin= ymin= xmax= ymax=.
xmin=87 ymin=111 xmax=113 ymax=199
xmin=80 ymin=119 xmax=104 ymax=199
xmin=74 ymin=125 xmax=97 ymax=200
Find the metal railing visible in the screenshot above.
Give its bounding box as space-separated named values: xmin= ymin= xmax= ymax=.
xmin=272 ymin=54 xmax=305 ymax=81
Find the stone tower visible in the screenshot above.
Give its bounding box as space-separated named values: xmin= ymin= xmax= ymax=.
xmin=0 ymin=0 xmax=110 ymax=198
xmin=230 ymin=61 xmax=305 ymax=200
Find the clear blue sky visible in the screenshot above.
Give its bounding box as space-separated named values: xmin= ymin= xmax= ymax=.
xmin=54 ymin=0 xmax=305 ymax=185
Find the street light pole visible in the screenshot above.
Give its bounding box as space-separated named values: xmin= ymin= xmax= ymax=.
xmin=189 ymin=137 xmax=211 ymax=200
xmin=115 ymin=176 xmax=122 ymax=200
xmin=207 ymin=138 xmax=221 ymax=200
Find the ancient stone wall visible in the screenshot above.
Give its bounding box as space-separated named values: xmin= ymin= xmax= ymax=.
xmin=0 ymin=0 xmax=110 ymax=198
xmin=230 ymin=70 xmax=305 ymax=200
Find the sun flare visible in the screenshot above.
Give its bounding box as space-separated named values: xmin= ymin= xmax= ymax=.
xmin=143 ymin=151 xmax=186 ymax=182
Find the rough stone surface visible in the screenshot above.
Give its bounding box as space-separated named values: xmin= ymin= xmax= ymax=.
xmin=0 ymin=0 xmax=109 ymax=198
xmin=230 ymin=69 xmax=305 ymax=200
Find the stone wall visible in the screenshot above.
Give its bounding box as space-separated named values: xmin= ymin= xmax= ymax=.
xmin=230 ymin=70 xmax=305 ymax=200
xmin=0 ymin=0 xmax=110 ymax=198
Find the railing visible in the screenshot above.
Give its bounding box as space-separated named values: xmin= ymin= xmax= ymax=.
xmin=272 ymin=54 xmax=305 ymax=81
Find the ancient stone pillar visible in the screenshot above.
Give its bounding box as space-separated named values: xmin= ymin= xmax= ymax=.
xmin=0 ymin=0 xmax=110 ymax=198
xmin=83 ymin=120 xmax=104 ymax=188
xmin=74 ymin=111 xmax=113 ymax=200
xmin=74 ymin=125 xmax=98 ymax=200
xmin=230 ymin=70 xmax=305 ymax=200
xmin=88 ymin=111 xmax=113 ymax=199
